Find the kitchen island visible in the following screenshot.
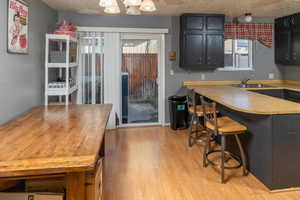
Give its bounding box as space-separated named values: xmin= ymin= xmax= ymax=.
xmin=0 ymin=104 xmax=112 ymax=200
xmin=185 ymin=80 xmax=300 ymax=190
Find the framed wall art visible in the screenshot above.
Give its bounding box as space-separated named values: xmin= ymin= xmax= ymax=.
xmin=7 ymin=0 xmax=29 ymax=54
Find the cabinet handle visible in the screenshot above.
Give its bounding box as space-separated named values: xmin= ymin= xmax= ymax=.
xmin=292 ymin=17 xmax=295 ymax=25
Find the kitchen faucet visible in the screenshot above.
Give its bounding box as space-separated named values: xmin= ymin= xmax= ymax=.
xmin=241 ymin=78 xmax=250 ymax=85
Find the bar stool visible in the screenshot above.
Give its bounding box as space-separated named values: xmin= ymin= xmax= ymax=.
xmin=200 ymin=96 xmax=248 ymax=184
xmin=187 ymin=89 xmax=216 ymax=147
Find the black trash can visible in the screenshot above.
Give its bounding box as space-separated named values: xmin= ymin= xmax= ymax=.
xmin=168 ymin=95 xmax=188 ymax=130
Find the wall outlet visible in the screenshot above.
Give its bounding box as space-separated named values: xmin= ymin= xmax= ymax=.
xmin=201 ymin=74 xmax=206 ymax=80
xmin=268 ymin=73 xmax=275 ymax=79
xmin=170 ymin=69 xmax=174 ymax=76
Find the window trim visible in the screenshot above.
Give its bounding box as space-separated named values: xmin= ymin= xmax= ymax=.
xmin=220 ymin=39 xmax=254 ymax=71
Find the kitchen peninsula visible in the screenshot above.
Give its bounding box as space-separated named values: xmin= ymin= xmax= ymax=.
xmin=185 ymin=80 xmax=300 ymax=190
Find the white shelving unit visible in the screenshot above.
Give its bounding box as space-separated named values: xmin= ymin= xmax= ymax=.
xmin=45 ymin=34 xmax=78 ymax=105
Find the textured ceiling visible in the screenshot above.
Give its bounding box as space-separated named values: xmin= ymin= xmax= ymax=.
xmin=42 ymin=0 xmax=300 ymax=18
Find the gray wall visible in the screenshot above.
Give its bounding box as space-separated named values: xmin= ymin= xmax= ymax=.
xmin=59 ymin=12 xmax=281 ymax=122
xmin=0 ymin=0 xmax=57 ymax=125
xmin=281 ymin=66 xmax=300 ymax=81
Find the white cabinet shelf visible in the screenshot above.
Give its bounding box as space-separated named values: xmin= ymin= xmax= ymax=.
xmin=47 ymin=62 xmax=78 ymax=68
xmin=46 ymin=34 xmax=77 ymax=43
xmin=45 ymin=34 xmax=78 ymax=105
xmin=47 ymin=85 xmax=78 ymax=96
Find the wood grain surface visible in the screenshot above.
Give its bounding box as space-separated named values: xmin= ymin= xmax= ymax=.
xmin=0 ymin=104 xmax=112 ymax=177
xmin=104 ymin=126 xmax=300 ymax=200
xmin=183 ymin=80 xmax=283 ymax=87
xmin=192 ymin=85 xmax=300 ymax=115
xmin=185 ymin=80 xmax=300 ymax=115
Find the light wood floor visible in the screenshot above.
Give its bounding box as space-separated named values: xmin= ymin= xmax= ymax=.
xmin=104 ymin=126 xmax=300 ymax=200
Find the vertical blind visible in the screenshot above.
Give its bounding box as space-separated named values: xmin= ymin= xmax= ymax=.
xmin=78 ymin=32 xmax=121 ymax=129
xmin=78 ymin=32 xmax=104 ymax=104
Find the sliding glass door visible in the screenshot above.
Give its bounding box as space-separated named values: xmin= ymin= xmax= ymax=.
xmin=77 ymin=31 xmax=165 ymax=128
xmin=78 ymin=32 xmax=104 ymax=104
xmin=121 ymin=34 xmax=161 ymax=125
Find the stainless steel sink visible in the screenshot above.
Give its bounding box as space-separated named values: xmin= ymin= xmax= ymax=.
xmin=231 ymin=84 xmax=275 ymax=88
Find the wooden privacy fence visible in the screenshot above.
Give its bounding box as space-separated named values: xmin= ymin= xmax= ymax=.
xmin=122 ymin=54 xmax=158 ymax=100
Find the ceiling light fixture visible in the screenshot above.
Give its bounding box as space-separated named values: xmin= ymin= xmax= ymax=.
xmin=244 ymin=13 xmax=253 ymax=23
xmin=99 ymin=0 xmax=157 ymax=15
xmin=104 ymin=5 xmax=121 ymax=14
xmin=124 ymin=0 xmax=142 ymax=7
xmin=99 ymin=0 xmax=112 ymax=7
xmin=103 ymin=0 xmax=120 ymax=14
xmin=140 ymin=0 xmax=156 ymax=12
xmin=126 ymin=6 xmax=141 ymax=15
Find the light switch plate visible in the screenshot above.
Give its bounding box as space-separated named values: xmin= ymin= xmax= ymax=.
xmin=201 ymin=74 xmax=206 ymax=80
xmin=268 ymin=73 xmax=275 ymax=79
xmin=170 ymin=69 xmax=174 ymax=76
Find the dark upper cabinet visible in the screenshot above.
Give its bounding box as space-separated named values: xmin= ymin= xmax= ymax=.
xmin=275 ymin=16 xmax=291 ymax=30
xmin=291 ymin=14 xmax=300 ymax=29
xmin=275 ymin=12 xmax=300 ymax=65
xmin=206 ymin=16 xmax=224 ymax=31
xmin=185 ymin=16 xmax=204 ymax=30
xmin=275 ymin=29 xmax=291 ymax=64
xmin=292 ymin=29 xmax=300 ymax=63
xmin=206 ymin=34 xmax=224 ymax=66
xmin=180 ymin=14 xmax=225 ymax=69
xmin=184 ymin=33 xmax=205 ymax=66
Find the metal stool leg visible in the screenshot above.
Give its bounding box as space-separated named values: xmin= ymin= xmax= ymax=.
xmin=208 ymin=136 xmax=212 ymax=152
xmin=195 ymin=116 xmax=198 ymax=136
xmin=203 ymin=138 xmax=209 ymax=168
xmin=235 ymin=134 xmax=248 ymax=176
xmin=221 ymin=135 xmax=226 ymax=184
xmin=188 ymin=114 xmax=195 ymax=147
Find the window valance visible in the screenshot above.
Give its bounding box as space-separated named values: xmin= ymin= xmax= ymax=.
xmin=224 ymin=22 xmax=273 ymax=48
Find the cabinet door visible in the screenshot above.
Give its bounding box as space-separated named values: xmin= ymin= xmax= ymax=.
xmin=273 ymin=115 xmax=300 ymax=189
xmin=276 ymin=17 xmax=291 ymax=30
xmin=206 ymin=16 xmax=224 ymax=31
xmin=183 ymin=33 xmax=205 ymax=67
xmin=291 ymin=14 xmax=300 ymax=29
xmin=185 ymin=16 xmax=204 ymax=30
xmin=291 ymin=29 xmax=300 ymax=63
xmin=275 ymin=18 xmax=282 ymax=31
xmin=284 ymin=90 xmax=300 ymax=103
xmin=206 ymin=34 xmax=224 ymax=67
xmin=275 ymin=30 xmax=291 ymax=64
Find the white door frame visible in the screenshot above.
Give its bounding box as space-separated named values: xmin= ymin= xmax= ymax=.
xmin=120 ymin=33 xmax=166 ymax=127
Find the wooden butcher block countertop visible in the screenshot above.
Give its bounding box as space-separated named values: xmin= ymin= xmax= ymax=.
xmin=184 ymin=80 xmax=300 ymax=115
xmin=0 ymin=104 xmax=112 ymax=177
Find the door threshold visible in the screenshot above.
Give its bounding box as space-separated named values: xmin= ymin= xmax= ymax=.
xmin=119 ymin=123 xmax=162 ymax=128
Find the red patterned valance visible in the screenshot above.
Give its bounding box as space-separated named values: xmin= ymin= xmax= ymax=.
xmin=224 ymin=22 xmax=273 ymax=48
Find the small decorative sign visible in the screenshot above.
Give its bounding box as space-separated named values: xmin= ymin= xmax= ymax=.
xmin=7 ymin=0 xmax=29 ymax=54
xmin=169 ymin=51 xmax=176 ymax=61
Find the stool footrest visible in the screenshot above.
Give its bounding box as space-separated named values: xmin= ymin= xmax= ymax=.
xmin=205 ymin=150 xmax=242 ymax=169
